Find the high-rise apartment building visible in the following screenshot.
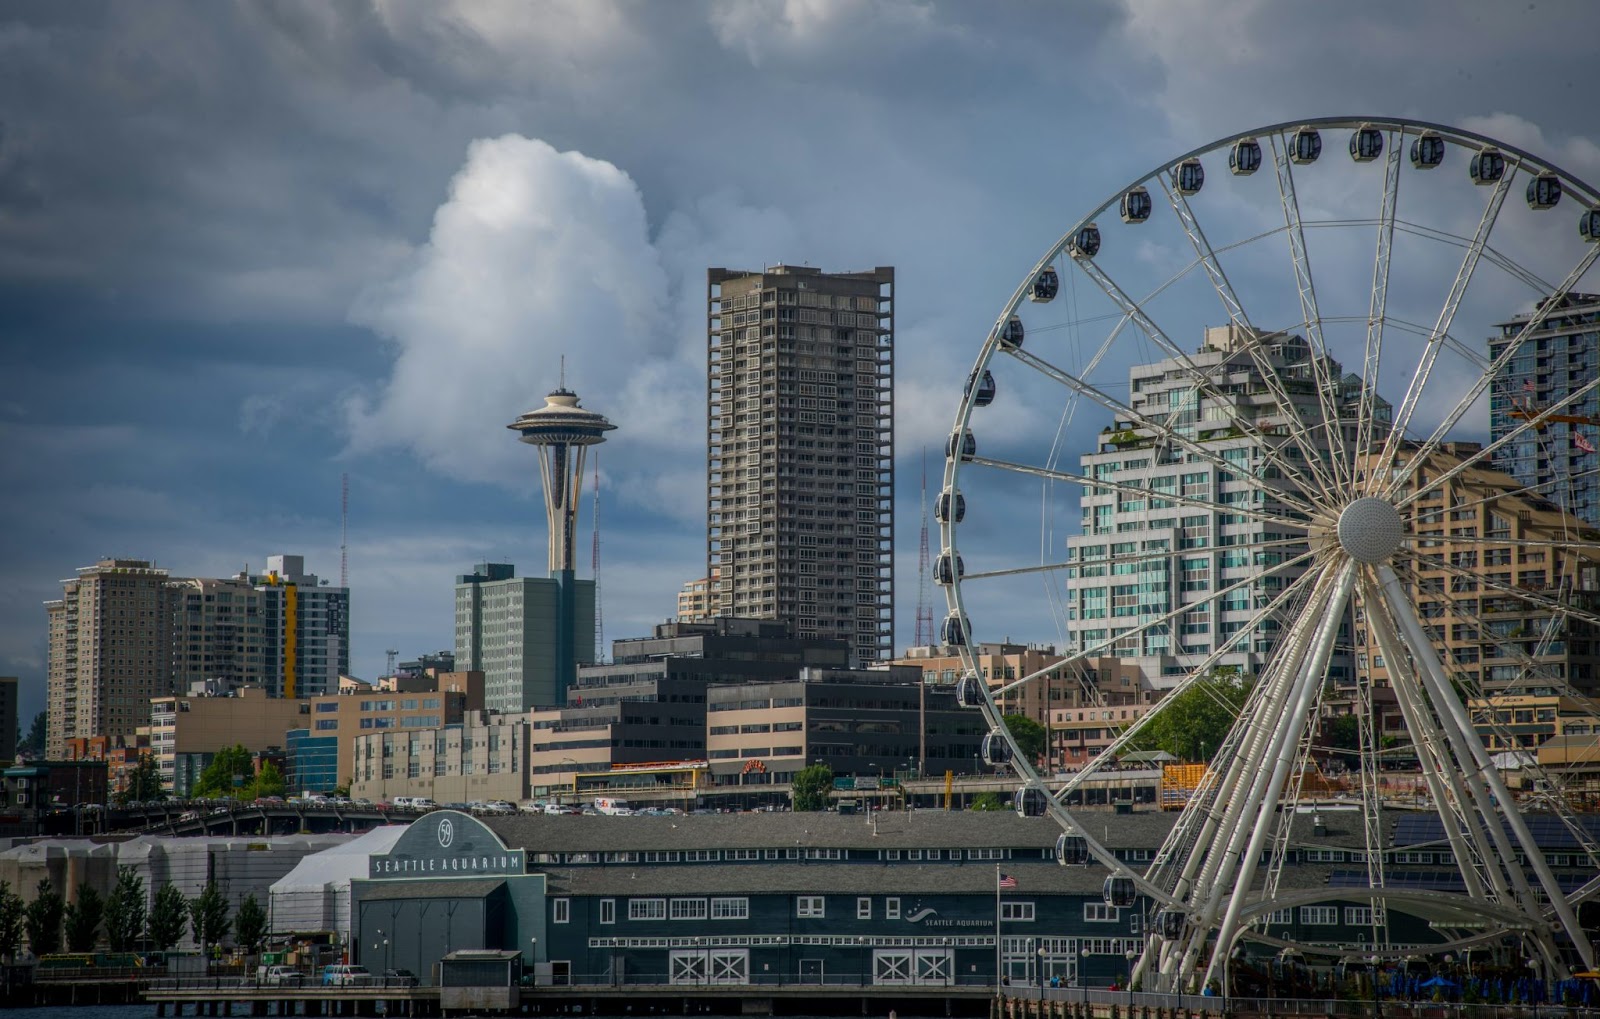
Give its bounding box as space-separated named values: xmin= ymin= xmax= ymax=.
xmin=455 ymin=562 xmax=595 ymax=713
xmin=1488 ymin=292 xmax=1600 ymax=526
xmin=169 ymin=576 xmax=266 ymax=691
xmin=1064 ymin=326 xmax=1379 ymax=689
xmin=252 ymin=554 xmax=349 ymax=699
xmin=45 ymin=559 xmax=174 ymax=759
xmin=675 ymin=572 xmax=716 ymax=622
xmin=707 ymin=265 xmax=895 ymax=662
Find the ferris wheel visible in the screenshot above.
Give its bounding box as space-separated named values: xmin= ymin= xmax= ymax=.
xmin=940 ymin=117 xmax=1600 ymax=990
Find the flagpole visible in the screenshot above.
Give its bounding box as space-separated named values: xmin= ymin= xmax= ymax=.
xmin=995 ymin=862 xmax=1002 ymax=993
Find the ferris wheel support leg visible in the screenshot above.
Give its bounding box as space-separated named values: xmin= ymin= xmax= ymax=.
xmin=1166 ymin=580 xmax=1335 ymax=987
xmin=1198 ymin=563 xmax=1357 ymax=992
xmin=1364 ymin=581 xmax=1522 ymax=939
xmin=1377 ymin=565 xmax=1597 ymax=972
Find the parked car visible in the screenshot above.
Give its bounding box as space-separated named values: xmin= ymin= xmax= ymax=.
xmin=483 ymin=800 xmax=515 ymax=814
xmin=259 ymin=965 xmax=304 ymax=987
xmin=383 ymin=968 xmax=418 ymax=987
xmin=321 ymin=964 xmax=371 ymax=987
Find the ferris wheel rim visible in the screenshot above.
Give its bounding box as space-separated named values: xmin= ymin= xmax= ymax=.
xmin=939 ymin=116 xmax=1600 ymax=984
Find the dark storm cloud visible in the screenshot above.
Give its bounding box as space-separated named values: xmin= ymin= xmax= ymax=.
xmin=1 ymin=0 xmax=1596 ymax=731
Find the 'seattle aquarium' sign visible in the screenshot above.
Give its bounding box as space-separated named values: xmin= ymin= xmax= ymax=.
xmin=368 ymin=811 xmax=528 ymax=878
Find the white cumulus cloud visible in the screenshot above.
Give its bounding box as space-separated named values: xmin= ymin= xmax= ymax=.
xmin=345 ymin=134 xmax=673 ymax=485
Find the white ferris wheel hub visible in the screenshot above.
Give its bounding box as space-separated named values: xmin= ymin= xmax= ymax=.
xmin=1336 ymin=497 xmax=1404 ymax=564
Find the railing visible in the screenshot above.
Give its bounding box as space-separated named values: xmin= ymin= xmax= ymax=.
xmin=147 ymin=976 xmax=424 ymax=992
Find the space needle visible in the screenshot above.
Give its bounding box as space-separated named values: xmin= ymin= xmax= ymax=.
xmin=508 ymin=376 xmax=615 ymax=698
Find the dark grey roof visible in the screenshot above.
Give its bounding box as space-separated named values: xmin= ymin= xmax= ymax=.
xmin=485 ymin=809 xmax=1181 ymax=852
xmin=356 ymin=878 xmax=506 ymax=901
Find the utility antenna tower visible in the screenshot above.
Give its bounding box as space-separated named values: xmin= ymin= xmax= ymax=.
xmin=591 ymin=450 xmax=605 ymax=664
xmin=914 ymin=449 xmax=934 ymax=648
xmin=340 ymin=472 xmax=349 ymax=589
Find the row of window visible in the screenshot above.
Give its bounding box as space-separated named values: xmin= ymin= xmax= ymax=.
xmin=552 ymin=896 xmax=1063 ymax=924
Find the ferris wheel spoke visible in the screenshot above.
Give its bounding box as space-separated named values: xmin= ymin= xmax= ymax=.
xmin=1003 ymin=346 xmax=1328 ymax=519
xmin=1374 ymin=161 xmax=1518 ymax=488
xmin=1404 ymin=552 xmax=1600 ymax=634
xmin=1356 ymin=130 xmax=1404 ymax=495
xmin=1267 ymin=131 xmax=1354 ymax=493
xmin=1373 ymin=564 xmax=1598 ymax=969
xmin=1410 ymin=532 xmax=1600 ymax=552
xmin=1043 ymin=564 xmax=1326 ymax=805
xmin=1392 ymin=219 xmax=1558 ymax=296
xmin=1408 ymin=462 xmax=1600 ymax=520
xmin=1390 ymin=244 xmax=1600 ymax=506
xmin=1402 ymin=379 xmax=1600 ymax=515
xmin=968 ymin=454 xmax=1313 ymax=530
xmin=1156 ymin=178 xmax=1347 ymax=501
xmin=961 ymin=536 xmax=1312 ymax=583
xmin=1064 ymin=239 xmax=1343 ymax=503
xmin=993 ymin=547 xmax=1322 ymax=698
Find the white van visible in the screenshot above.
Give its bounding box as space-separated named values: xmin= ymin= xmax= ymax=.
xmin=391 ymin=796 xmax=415 ymax=809
xmin=593 ymin=797 xmax=633 ymax=815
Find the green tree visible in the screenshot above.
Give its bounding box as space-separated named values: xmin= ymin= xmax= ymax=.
xmin=24 ymin=878 xmax=64 ymax=955
xmin=18 ymin=711 xmax=47 ymax=758
xmin=103 ymin=868 xmax=148 ymax=951
xmin=1138 ymin=676 xmax=1252 ymax=762
xmin=969 ymin=791 xmax=1005 ymax=811
xmin=191 ymin=745 xmax=255 ymax=798
xmin=63 ymin=881 xmax=104 ymax=952
xmin=234 ymin=894 xmax=267 ymax=954
xmin=1324 ymin=714 xmax=1361 ymax=762
xmin=1002 ymin=714 xmax=1048 ymax=762
xmin=790 ymin=764 xmax=834 ymax=812
xmin=189 ymin=881 xmax=231 ymax=961
xmin=248 ymin=761 xmax=286 ymax=800
xmin=117 ymin=753 xmax=167 ymax=805
xmin=0 ymin=881 xmax=25 ymax=960
xmin=147 ymin=882 xmax=188 ymax=952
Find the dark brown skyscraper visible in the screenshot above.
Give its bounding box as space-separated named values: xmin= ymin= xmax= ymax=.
xmin=707 ymin=265 xmax=895 ymax=662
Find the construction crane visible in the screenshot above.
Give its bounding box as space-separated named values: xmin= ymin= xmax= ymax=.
xmin=1509 ymin=408 xmax=1600 ymax=427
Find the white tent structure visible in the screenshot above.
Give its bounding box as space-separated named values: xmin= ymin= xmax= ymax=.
xmin=269 ymin=823 xmax=408 ymax=939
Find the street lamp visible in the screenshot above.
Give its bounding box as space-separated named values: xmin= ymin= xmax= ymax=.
xmin=1079 ymin=948 xmax=1090 ymax=999
xmin=1124 ymin=948 xmax=1137 ymax=1008
xmin=1037 ymin=943 xmax=1047 ymax=999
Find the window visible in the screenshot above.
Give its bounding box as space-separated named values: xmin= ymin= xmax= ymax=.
xmin=1300 ymin=906 xmax=1338 ymax=925
xmin=553 ymin=898 xmax=570 ymax=924
xmin=797 ymin=896 xmax=825 ymax=918
xmin=670 ymin=898 xmax=708 ymax=921
xmin=1265 ymin=908 xmax=1293 ymax=925
xmin=967 ymin=848 xmax=1004 ymax=861
xmin=1344 ymin=907 xmax=1375 ymax=926
xmin=886 ymin=898 xmax=901 ymax=920
xmin=1083 ymin=903 xmax=1118 ymax=923
xmin=600 ymin=899 xmax=615 ymax=925
xmin=711 ymin=897 xmax=749 ymax=920
xmin=629 ymin=898 xmax=666 ymax=921
xmin=857 ymin=897 xmax=872 ymax=920
xmin=1000 ymin=902 xmax=1035 ymax=922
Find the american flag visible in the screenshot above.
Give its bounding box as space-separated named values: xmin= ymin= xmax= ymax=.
xmin=998 ymin=873 xmax=1018 ymax=889
xmin=1576 ymin=431 xmax=1596 ymax=455
xmin=1523 ymin=379 xmax=1536 ymax=393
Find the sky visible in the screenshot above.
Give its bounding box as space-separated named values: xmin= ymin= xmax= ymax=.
xmin=2 ymin=0 xmax=1599 ymax=731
